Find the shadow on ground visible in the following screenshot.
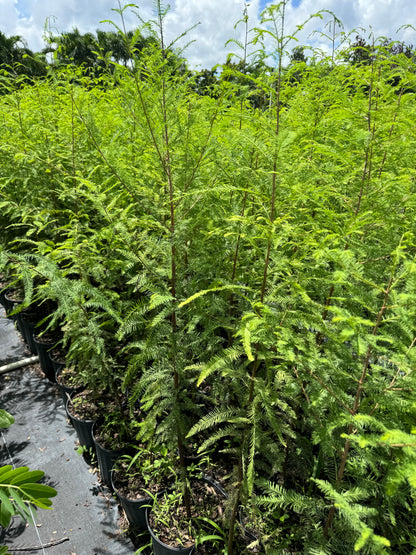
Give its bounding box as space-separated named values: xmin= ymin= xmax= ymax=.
xmin=0 ymin=310 xmax=134 ymax=554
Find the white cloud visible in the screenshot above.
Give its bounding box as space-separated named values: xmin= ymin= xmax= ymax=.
xmin=0 ymin=0 xmax=19 ymax=28
xmin=1 ymin=0 xmax=415 ymax=69
xmin=164 ymin=0 xmax=260 ymax=68
xmin=258 ymin=0 xmax=416 ymax=63
xmin=287 ymin=0 xmax=415 ymax=46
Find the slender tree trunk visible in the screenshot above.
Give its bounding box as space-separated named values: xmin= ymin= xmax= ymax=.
xmin=227 ymin=4 xmax=286 ymax=552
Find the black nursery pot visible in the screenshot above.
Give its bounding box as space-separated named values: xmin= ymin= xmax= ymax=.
xmin=92 ymin=422 xmax=123 ymax=490
xmin=1 ymin=289 xmax=13 ymax=313
xmin=111 ymin=465 xmax=156 ymax=531
xmin=16 ymin=312 xmax=38 ymax=355
xmin=113 ymin=483 xmax=151 ymax=530
xmin=55 ymin=366 xmax=83 ymax=405
xmin=49 ymin=350 xmax=65 ymax=376
xmin=0 ymin=287 xmax=7 ymax=310
xmin=33 ymin=332 xmax=61 ymax=382
xmin=145 ymin=508 xmax=195 ymax=555
xmin=4 ymin=291 xmax=22 ymax=321
xmin=65 ymin=395 xmax=96 ymax=452
xmin=145 ymin=476 xmax=226 ymax=555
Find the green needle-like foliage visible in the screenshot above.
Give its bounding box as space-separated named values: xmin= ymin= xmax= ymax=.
xmin=1 ymin=6 xmax=416 ymax=552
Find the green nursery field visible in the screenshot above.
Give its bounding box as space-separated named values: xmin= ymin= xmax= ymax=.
xmin=1 ymin=3 xmax=416 ymax=553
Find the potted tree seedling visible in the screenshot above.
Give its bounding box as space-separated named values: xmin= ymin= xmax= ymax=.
xmin=112 ymin=444 xmax=177 ymax=530
xmin=145 ymin=455 xmax=230 ymax=555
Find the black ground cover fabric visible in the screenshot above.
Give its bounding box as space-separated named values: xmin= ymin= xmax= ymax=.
xmin=0 ymin=308 xmax=133 ymax=554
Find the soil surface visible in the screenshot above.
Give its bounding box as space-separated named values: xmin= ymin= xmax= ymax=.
xmin=93 ymin=414 xmax=138 ymax=452
xmin=4 ymin=287 xmax=24 ymax=302
xmin=50 ymin=347 xmax=66 ymax=364
xmin=33 ymin=329 xmax=62 ymax=345
xmin=148 ymin=478 xmax=227 ymax=549
xmin=112 ymin=454 xmax=172 ymax=500
xmin=66 ymin=389 xmax=110 ymax=421
xmin=56 ymin=365 xmax=83 ymax=389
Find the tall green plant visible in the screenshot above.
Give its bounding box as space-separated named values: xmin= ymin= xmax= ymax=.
xmin=254 ymin=38 xmax=416 ymax=553
xmin=100 ymin=3 xmax=233 ymax=510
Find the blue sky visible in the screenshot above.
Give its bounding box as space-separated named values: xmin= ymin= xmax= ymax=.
xmin=13 ymin=0 xmax=303 ymax=18
xmin=259 ymin=0 xmax=302 ymax=11
xmin=15 ymin=0 xmax=30 ymax=19
xmin=3 ymin=0 xmax=416 ymax=69
xmin=259 ymin=0 xmax=302 ymax=8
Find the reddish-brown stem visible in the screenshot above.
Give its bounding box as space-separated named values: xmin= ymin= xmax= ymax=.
xmin=320 ymin=55 xmax=379 ymax=334
xmin=377 ymin=88 xmax=403 ymax=179
xmin=227 ymin=5 xmax=286 ymax=553
xmin=157 ymin=3 xmax=191 ymax=519
xmin=231 ymin=190 xmax=248 ymax=283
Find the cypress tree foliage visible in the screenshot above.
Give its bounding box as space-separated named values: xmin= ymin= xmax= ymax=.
xmin=185 ymin=20 xmax=416 ymax=555
xmin=98 ymin=0 xmax=237 ymax=519
xmin=252 ymin=39 xmax=416 ymax=554
xmin=1 ymin=7 xmax=416 ymax=553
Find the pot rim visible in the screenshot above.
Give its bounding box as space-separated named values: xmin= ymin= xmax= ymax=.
xmin=65 ymin=395 xmax=96 ymax=424
xmin=92 ymin=421 xmax=124 ymax=455
xmin=145 ymin=506 xmax=195 ymax=554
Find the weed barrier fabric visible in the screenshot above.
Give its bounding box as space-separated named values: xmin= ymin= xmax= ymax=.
xmin=0 ymin=309 xmax=133 ymax=554
xmin=0 ymin=309 xmax=26 ymax=366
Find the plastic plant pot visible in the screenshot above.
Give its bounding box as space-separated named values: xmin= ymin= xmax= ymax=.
xmin=55 ymin=366 xmax=83 ymax=406
xmin=65 ymin=395 xmax=96 ymax=452
xmin=4 ymin=291 xmax=21 ymax=321
xmin=16 ymin=312 xmax=38 ymax=355
xmin=92 ymin=422 xmax=123 ymax=489
xmin=111 ymin=470 xmax=153 ymax=530
xmin=33 ymin=333 xmax=56 ymax=382
xmin=145 ymin=507 xmax=195 ymax=555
